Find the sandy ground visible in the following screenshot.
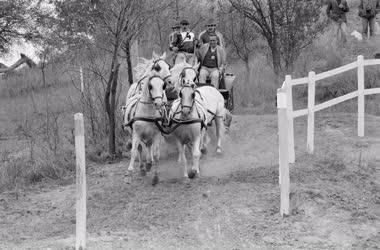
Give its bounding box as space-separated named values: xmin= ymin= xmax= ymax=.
xmin=0 ymin=113 xmax=379 ymax=249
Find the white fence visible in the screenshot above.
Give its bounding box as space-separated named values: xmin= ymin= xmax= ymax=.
xmin=277 ymin=55 xmax=380 ymax=217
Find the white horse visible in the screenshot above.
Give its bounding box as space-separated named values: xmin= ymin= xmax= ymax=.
xmin=123 ymin=52 xmax=171 ymax=184
xmin=126 ymin=52 xmax=171 ymax=100
xmin=124 ymin=76 xmax=167 ymax=185
xmin=169 ymin=82 xmax=207 ymax=179
xmin=169 ymin=61 xmax=226 ymax=154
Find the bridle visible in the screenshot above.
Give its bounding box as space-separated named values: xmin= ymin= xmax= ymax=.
xmin=140 ymin=75 xmax=166 ymax=104
xmin=151 ymin=58 xmax=171 ymax=83
xmin=179 ymin=84 xmax=195 ymax=111
xmin=179 ymin=66 xmax=199 ymax=85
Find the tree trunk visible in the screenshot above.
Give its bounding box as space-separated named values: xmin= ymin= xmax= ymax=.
xmin=271 ymin=44 xmax=282 ymax=86
xmin=156 ymin=17 xmax=164 ymax=53
xmin=244 ymin=58 xmax=251 ymax=106
xmin=123 ymin=40 xmax=134 ymax=86
xmin=268 ymin=0 xmax=282 ymax=86
xmin=244 ymin=58 xmax=250 ymax=85
xmin=109 ymin=64 xmax=120 ymax=156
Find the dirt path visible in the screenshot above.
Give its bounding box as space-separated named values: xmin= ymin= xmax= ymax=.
xmin=0 ymin=113 xmax=379 ymax=249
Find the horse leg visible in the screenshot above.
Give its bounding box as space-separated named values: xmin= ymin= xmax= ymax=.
xmin=189 ymin=136 xmax=201 ymax=179
xmin=145 ymin=143 xmax=153 ymax=172
xmin=138 ymin=143 xmax=147 ymax=176
xmin=215 ymin=116 xmax=224 ymax=154
xmin=125 ymin=132 xmax=139 ymax=183
xmin=201 ymin=128 xmax=211 ymax=155
xmin=176 ymin=140 xmax=188 ymax=178
xmin=200 ymin=127 xmax=208 ymax=155
xmin=151 ymin=135 xmax=161 ymax=186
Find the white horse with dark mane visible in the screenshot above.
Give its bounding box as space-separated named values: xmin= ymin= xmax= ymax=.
xmin=169 ymin=81 xmax=207 ymax=179
xmin=169 ymin=57 xmax=226 ymax=154
xmin=123 ymin=52 xmax=171 ymax=185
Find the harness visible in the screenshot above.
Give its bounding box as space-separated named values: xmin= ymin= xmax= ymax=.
xmin=169 ymin=84 xmax=207 ymax=130
xmin=177 ymin=67 xmax=223 ymax=124
xmin=123 ymin=75 xmax=167 ymax=131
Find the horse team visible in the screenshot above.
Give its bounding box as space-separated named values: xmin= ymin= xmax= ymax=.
xmin=123 ymin=52 xmax=227 ymax=185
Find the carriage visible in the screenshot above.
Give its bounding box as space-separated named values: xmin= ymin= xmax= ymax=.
xmin=123 ymin=52 xmax=235 ymax=184
xmin=177 ymin=52 xmax=236 ymax=113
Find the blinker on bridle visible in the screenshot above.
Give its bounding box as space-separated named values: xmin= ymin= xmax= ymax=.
xmin=151 ymin=58 xmax=171 ymax=82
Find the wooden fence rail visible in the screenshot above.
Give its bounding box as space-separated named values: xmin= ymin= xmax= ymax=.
xmin=277 ymin=55 xmax=380 ymax=217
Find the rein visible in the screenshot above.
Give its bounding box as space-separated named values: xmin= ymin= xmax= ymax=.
xmin=169 ymin=84 xmax=206 ymax=131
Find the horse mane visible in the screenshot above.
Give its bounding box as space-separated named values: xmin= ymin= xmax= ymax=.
xmin=174 ymin=53 xmax=187 ymax=64
xmin=171 ymin=61 xmax=192 ymax=71
xmin=133 ymin=57 xmax=154 ymax=81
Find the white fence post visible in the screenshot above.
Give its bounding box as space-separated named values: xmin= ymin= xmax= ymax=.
xmin=307 ymin=71 xmax=316 ymax=154
xmin=357 ymin=55 xmax=365 ymax=137
xmin=277 ymin=89 xmax=290 ymax=217
xmin=74 ymin=113 xmax=86 ymax=250
xmin=285 ymin=75 xmax=295 ymax=163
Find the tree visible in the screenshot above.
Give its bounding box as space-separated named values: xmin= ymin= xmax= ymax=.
xmin=219 ymin=10 xmax=261 ymax=81
xmin=228 ymin=0 xmax=326 ymax=85
xmin=0 ymin=0 xmax=40 ymax=53
xmin=50 ymin=0 xmax=169 ymax=156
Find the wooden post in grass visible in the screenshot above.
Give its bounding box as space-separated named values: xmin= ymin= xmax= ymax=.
xmin=74 ymin=113 xmax=86 ymax=250
xmin=357 ymin=55 xmax=365 ymax=137
xmin=277 ymin=89 xmax=290 ymax=217
xmin=285 ymin=75 xmax=295 ymax=163
xmin=307 ymin=71 xmax=316 ymax=154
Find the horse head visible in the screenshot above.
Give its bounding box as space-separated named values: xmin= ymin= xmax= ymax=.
xmin=179 ymin=83 xmax=196 ymax=117
xmin=151 ymin=51 xmax=172 ymax=85
xmin=170 ymin=62 xmax=200 ymax=90
xmin=145 ymin=75 xmax=166 ymax=110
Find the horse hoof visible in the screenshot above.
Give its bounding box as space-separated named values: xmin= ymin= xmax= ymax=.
xmin=146 ymin=162 xmax=152 ymax=172
xmin=201 ymin=148 xmax=208 ymax=155
xmin=216 ymin=147 xmax=222 ymax=154
xmin=126 ymin=141 xmax=132 ymax=151
xmin=188 ymin=170 xmax=199 ymax=179
xmin=152 ymin=175 xmax=159 ymax=186
xmin=140 ymin=169 xmax=146 ymax=176
xmin=124 ymin=172 xmax=132 ymax=184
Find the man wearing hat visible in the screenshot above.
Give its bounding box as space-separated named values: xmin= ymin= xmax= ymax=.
xmin=196 ymin=34 xmax=226 ymax=88
xmin=169 ymin=22 xmax=182 ymax=52
xmin=198 ymin=18 xmax=224 ymax=48
xmin=178 ymin=19 xmax=196 ymax=54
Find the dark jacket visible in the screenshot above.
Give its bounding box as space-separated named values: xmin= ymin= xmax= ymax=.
xmin=198 ymin=30 xmax=225 ymax=48
xmin=359 ymin=0 xmax=380 ymax=18
xmin=196 ymin=44 xmax=226 ymax=69
xmin=169 ymin=32 xmax=182 ymax=51
xmin=326 ymin=0 xmax=349 ymax=23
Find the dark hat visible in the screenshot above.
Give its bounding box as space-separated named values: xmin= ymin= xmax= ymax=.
xmin=180 ymin=19 xmax=189 ymax=25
